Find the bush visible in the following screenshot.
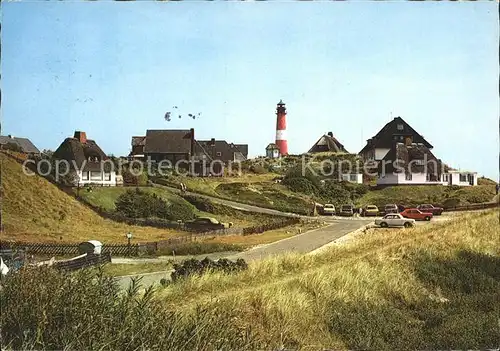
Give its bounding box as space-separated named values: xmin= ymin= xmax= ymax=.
xmin=115 ymin=188 xmax=195 ymax=221
xmin=443 ymin=198 xmax=461 ymax=208
xmin=284 ymin=166 xmax=321 ymax=188
xmin=282 ymin=177 xmax=317 ymax=195
xmin=170 ymin=258 xmax=248 ymax=281
xmin=319 ymin=182 xmax=352 ymax=206
xmin=249 ymin=164 xmax=267 ymax=174
xmin=122 ymin=168 xmax=148 ymax=186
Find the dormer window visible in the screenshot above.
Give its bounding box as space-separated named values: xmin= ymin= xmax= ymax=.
xmin=397 ymin=124 xmax=404 ymax=131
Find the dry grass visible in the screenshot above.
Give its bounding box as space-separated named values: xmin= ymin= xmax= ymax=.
xmin=156 ymin=209 xmax=500 ymax=349
xmin=0 ymin=154 xmax=184 ymax=243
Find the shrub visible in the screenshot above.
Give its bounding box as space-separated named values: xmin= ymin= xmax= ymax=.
xmin=284 ymin=166 xmax=321 ymax=188
xmin=170 ymin=258 xmax=248 ymax=282
xmin=122 ymin=168 xmax=148 ymax=186
xmin=115 ymin=188 xmax=195 ymax=221
xmin=282 ymin=177 xmax=317 ymax=195
xmin=443 ymin=198 xmax=461 ymax=208
xmin=319 ymin=182 xmax=352 ymax=206
xmin=249 ymin=164 xmax=267 ymax=174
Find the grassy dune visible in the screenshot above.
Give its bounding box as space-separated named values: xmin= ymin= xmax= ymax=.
xmin=156 ymin=209 xmax=500 ymax=349
xmin=357 ymin=184 xmax=496 ymax=208
xmin=0 ymin=153 xmax=183 ymax=243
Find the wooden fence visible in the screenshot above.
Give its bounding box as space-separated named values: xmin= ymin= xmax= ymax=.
xmin=444 ymin=201 xmax=499 ymax=212
xmin=55 ymin=252 xmax=112 ymax=271
xmin=0 ymin=241 xmax=144 ymax=256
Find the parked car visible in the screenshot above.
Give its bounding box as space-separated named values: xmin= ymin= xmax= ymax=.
xmin=322 ymin=204 xmax=336 ymax=216
xmin=384 ymin=204 xmax=399 ymax=214
xmin=375 ymin=214 xmax=415 ymax=228
xmin=417 ymin=204 xmax=444 ymax=215
xmin=339 ymin=204 xmax=354 ymax=217
xmin=361 ymin=205 xmax=379 ymax=217
xmin=401 ymin=208 xmax=433 ymax=221
xmin=184 ymin=217 xmax=230 ymax=232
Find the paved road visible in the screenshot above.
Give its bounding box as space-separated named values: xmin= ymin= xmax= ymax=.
xmin=226 ymin=219 xmax=372 ymax=262
xmin=116 ymin=218 xmax=371 ymax=289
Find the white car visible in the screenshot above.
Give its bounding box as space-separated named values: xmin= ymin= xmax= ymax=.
xmin=322 ymin=204 xmax=336 ymax=216
xmin=375 ymin=213 xmax=415 ymax=228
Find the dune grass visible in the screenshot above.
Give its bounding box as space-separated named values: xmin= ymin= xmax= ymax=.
xmin=155 ymin=209 xmax=500 ymax=349
xmin=357 ymin=184 xmax=496 ymax=208
xmin=0 ymin=153 xmax=184 ymax=243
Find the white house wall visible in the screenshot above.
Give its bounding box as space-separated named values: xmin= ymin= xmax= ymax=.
xmin=78 ymin=171 xmax=117 ymax=187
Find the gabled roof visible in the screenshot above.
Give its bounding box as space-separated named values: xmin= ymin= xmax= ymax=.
xmin=360 ymin=116 xmax=433 ymax=155
xmin=233 ymin=144 xmax=248 ymax=158
xmin=0 ymin=135 xmax=40 ymax=154
xmin=379 ymin=142 xmax=441 ymax=175
xmin=53 ymin=136 xmax=111 ymax=172
xmin=308 ymin=133 xmax=348 ymax=153
xmin=195 ymin=140 xmax=248 ymax=161
xmin=144 ymin=130 xmax=193 ymax=154
xmin=266 ymin=143 xmax=279 ymax=150
xmin=131 ymin=136 xmax=146 ymax=146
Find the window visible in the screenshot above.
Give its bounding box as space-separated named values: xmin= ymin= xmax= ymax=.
xmin=104 ymin=173 xmax=111 ymax=181
xmin=459 ymin=174 xmax=467 ymax=182
xmin=82 ymin=171 xmax=89 ymax=180
xmin=342 ymin=174 xmax=349 ymax=181
xmin=397 ymin=124 xmax=404 ymax=131
xmin=442 ymin=174 xmax=449 ymax=181
xmin=216 ymin=152 xmax=222 ymax=157
xmin=350 ymin=174 xmax=357 ymax=182
xmin=415 ymin=159 xmax=425 ymax=165
xmin=90 ymin=171 xmax=102 ymax=181
xmin=405 ymin=173 xmax=412 ymax=181
xmin=400 ymin=136 xmax=404 ymax=140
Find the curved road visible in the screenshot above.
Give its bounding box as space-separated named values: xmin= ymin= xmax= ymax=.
xmin=117 ymin=218 xmax=372 ymax=289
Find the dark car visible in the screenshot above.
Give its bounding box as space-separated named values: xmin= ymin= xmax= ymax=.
xmin=417 ymin=204 xmax=444 ymax=215
xmin=184 ymin=217 xmax=230 ymax=232
xmin=339 ymin=204 xmax=354 ymax=217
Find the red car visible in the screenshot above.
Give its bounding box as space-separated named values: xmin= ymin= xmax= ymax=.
xmin=401 ymin=208 xmax=433 ymax=221
xmin=417 ymin=204 xmax=444 ymax=215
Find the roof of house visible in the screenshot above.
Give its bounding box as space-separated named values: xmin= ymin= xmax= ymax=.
xmin=144 ymin=129 xmax=193 ymax=154
xmin=308 ymin=133 xmax=348 ymax=153
xmin=0 ymin=135 xmax=40 ymax=154
xmin=53 ymin=136 xmax=111 ymax=172
xmin=359 ymin=116 xmax=433 ymax=155
xmin=131 ymin=136 xmax=146 ymax=146
xmin=379 ymin=142 xmax=442 ymax=175
xmin=266 ymin=143 xmax=279 ymax=150
xmin=195 ymin=140 xmax=248 ymax=161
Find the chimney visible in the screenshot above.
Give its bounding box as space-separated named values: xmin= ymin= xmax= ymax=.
xmin=8 ymin=135 xmax=13 ymax=139
xmin=210 ymin=138 xmax=216 ymax=147
xmin=189 ymin=128 xmax=195 ymax=156
xmin=327 ymin=132 xmax=333 ymax=137
xmin=74 ymin=131 xmax=87 ymax=144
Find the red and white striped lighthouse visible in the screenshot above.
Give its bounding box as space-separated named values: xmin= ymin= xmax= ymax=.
xmin=275 ymin=100 xmax=288 ymax=156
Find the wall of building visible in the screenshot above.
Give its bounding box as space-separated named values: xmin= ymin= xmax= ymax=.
xmin=79 ymin=171 xmax=117 ymax=186
xmin=341 ymin=173 xmax=363 ymax=184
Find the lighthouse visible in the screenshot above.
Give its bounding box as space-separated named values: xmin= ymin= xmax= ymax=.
xmin=275 ymin=100 xmax=288 ymax=156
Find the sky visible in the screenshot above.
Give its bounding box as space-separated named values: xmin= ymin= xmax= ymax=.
xmin=2 ymin=2 xmax=499 ymax=180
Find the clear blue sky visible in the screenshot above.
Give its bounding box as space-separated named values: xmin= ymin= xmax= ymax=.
xmin=2 ymin=2 xmax=498 ymax=179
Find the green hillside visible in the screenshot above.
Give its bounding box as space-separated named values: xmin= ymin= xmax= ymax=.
xmin=0 ymin=153 xmax=183 ymax=243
